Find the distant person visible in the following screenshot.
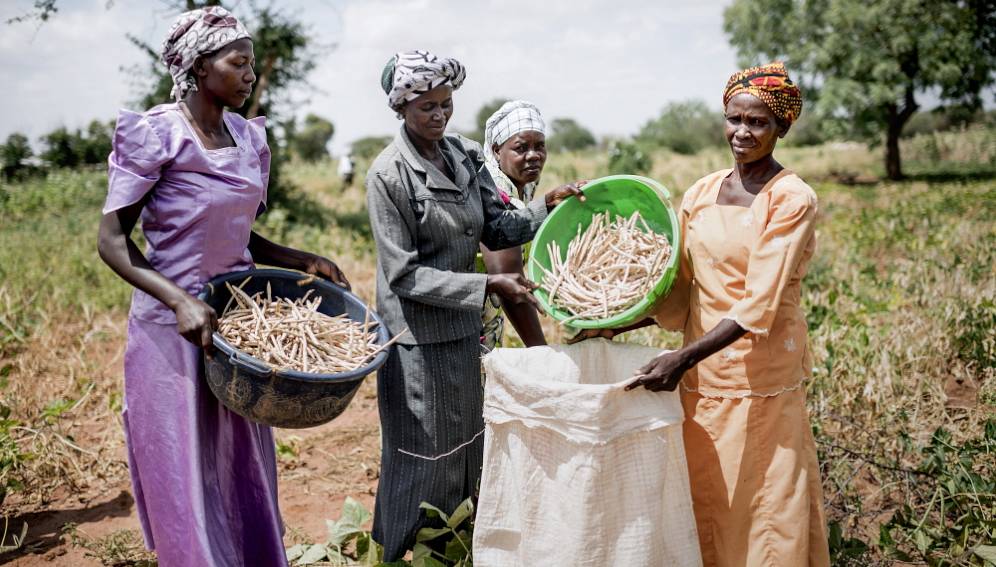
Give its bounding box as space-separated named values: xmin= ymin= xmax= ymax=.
xmin=338 ymin=153 xmax=354 ymax=186
xmin=578 ymin=62 xmax=830 ymax=566
xmin=365 ymin=50 xmax=585 ymax=560
xmin=96 ymin=7 xmax=349 ymax=566
xmin=478 ymin=100 xmax=550 ymax=350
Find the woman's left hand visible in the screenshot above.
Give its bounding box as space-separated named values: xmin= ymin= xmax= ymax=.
xmin=625 ymin=350 xmax=691 ymax=392
xmin=544 ymin=181 xmax=588 ymax=211
xmin=304 ymin=254 xmax=351 ymax=290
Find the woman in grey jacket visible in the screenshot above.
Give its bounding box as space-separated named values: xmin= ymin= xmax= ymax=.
xmin=366 ymin=50 xmax=583 ymax=560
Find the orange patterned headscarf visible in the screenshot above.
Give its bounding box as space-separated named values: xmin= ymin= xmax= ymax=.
xmin=723 ymin=62 xmax=803 ymax=125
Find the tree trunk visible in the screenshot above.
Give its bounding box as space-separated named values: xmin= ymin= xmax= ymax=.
xmin=884 ymin=86 xmax=918 ymax=181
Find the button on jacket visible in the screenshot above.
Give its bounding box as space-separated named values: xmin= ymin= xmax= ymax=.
xmin=366 ymin=126 xmax=548 ymax=345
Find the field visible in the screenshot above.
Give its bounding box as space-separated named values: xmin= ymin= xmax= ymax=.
xmin=0 ymin=126 xmax=993 ymax=566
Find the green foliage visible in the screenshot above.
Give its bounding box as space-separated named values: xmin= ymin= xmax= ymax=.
xmin=39 ymin=127 xmax=81 ymax=169
xmin=37 ymin=120 xmax=113 ymax=170
xmin=1 ymin=133 xmax=34 ymax=182
xmin=285 ymin=497 xmax=475 ymax=567
xmin=0 ymin=400 xmax=29 ymax=506
xmin=471 ymin=98 xmax=511 ymax=143
xmin=290 ymin=114 xmax=335 ymax=162
xmin=546 ymin=118 xmax=596 ymax=153
xmin=636 ymin=100 xmax=724 ymax=154
xmin=607 ymin=140 xmax=653 ymax=175
xmin=782 ymin=113 xmax=826 ymax=147
xmin=350 ymin=136 xmax=393 ymax=161
xmin=827 ymin=520 xmax=871 ymax=565
xmin=879 ymin=422 xmax=995 ymax=565
xmin=724 ymin=0 xmax=996 ymax=178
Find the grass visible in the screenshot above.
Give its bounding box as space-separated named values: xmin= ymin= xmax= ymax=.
xmin=0 ymin=128 xmax=993 ymax=565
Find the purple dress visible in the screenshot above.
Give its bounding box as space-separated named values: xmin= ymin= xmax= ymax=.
xmin=104 ymin=103 xmax=286 ymax=567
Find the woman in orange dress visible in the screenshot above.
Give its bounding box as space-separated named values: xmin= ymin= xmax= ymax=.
xmin=582 ymin=62 xmax=830 ymax=566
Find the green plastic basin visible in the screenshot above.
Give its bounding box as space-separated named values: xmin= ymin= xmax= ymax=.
xmin=526 ymin=174 xmax=681 ymax=329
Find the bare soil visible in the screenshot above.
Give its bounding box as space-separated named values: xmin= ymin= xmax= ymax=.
xmin=1 ymin=313 xmax=382 ymax=566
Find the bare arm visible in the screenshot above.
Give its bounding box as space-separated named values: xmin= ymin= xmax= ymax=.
xmin=248 ymin=231 xmax=350 ymax=289
xmin=480 ymin=244 xmax=546 ymax=347
xmin=625 ymin=319 xmax=746 ymax=392
xmin=96 ymin=201 xmax=218 ymax=353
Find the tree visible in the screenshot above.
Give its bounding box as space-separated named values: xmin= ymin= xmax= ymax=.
xmin=724 ymin=0 xmax=996 ymax=179
xmin=1 ymin=133 xmax=33 ymax=181
xmin=350 ymin=136 xmax=392 ymax=161
xmin=39 ymin=127 xmax=81 ymax=169
xmin=546 ymin=118 xmax=596 ymax=152
xmin=81 ymin=120 xmax=113 ymax=165
xmin=472 ymin=98 xmax=511 ymax=143
xmin=637 ymin=100 xmax=725 ymax=155
xmin=290 ymin=114 xmax=334 ymax=162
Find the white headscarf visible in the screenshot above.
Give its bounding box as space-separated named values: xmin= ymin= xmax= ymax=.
xmin=381 ymin=50 xmax=466 ymax=112
xmin=161 ymin=6 xmax=251 ymax=101
xmin=483 ymin=100 xmax=546 ymax=206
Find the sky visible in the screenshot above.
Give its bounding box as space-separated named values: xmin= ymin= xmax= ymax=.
xmin=0 ymin=0 xmax=740 ymax=155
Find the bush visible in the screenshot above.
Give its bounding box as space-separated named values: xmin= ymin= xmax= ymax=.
xmin=290 ymin=113 xmax=334 ymax=162
xmin=1 ymin=133 xmax=34 ymax=182
xmin=350 ymin=136 xmax=393 ymax=161
xmin=637 ymin=100 xmax=725 ymax=154
xmin=547 ymin=118 xmax=596 ymax=152
xmin=38 ymin=120 xmax=114 ymax=169
xmin=607 ymin=140 xmax=653 ymax=175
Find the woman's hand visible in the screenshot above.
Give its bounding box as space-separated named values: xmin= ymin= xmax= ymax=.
xmin=486 ymin=273 xmax=541 ymax=310
xmin=544 ymin=181 xmax=588 ymax=211
xmin=304 ymin=254 xmax=351 ymax=290
xmin=566 ymin=328 xmax=616 ymax=344
xmin=625 ymin=350 xmax=692 ymax=392
xmin=174 ymin=294 xmax=219 ymax=355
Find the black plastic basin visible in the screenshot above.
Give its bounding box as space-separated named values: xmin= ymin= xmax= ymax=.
xmin=197 ymin=268 xmax=391 ymax=429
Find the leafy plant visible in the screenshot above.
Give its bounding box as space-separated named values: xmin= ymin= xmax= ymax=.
xmin=879 ymin=421 xmax=996 ymax=565
xmin=607 ymin=140 xmax=653 ymax=176
xmin=285 ymin=497 xmax=475 ymax=567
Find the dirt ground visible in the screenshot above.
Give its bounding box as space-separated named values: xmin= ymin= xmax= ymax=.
xmin=0 ymin=312 xmax=383 ymax=567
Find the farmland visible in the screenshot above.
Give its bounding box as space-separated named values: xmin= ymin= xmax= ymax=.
xmin=0 ymin=126 xmax=993 ymax=565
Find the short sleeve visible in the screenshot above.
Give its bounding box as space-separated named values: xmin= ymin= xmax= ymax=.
xmin=727 ymin=188 xmax=817 ymax=335
xmin=248 ymin=116 xmax=270 ymax=217
xmin=102 ymin=110 xmax=170 ymax=215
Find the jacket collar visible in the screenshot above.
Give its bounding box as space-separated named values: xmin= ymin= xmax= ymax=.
xmin=395 ymin=125 xmax=471 ymax=192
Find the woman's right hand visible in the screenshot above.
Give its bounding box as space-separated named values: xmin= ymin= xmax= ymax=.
xmin=173 ymin=294 xmax=219 ymax=355
xmin=486 ymin=273 xmax=541 ymax=311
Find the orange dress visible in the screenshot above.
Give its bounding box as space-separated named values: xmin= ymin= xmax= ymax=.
xmin=656 ymin=169 xmax=830 ymax=566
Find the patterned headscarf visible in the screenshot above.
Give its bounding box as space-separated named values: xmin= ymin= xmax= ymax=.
xmin=723 ymin=62 xmax=803 ymax=125
xmin=380 ymin=50 xmax=466 ymax=113
xmin=161 ymin=6 xmax=251 ymax=102
xmin=483 ymin=101 xmax=546 ymax=206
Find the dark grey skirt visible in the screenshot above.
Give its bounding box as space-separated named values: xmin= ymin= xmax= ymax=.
xmin=372 ymin=335 xmax=484 ymax=561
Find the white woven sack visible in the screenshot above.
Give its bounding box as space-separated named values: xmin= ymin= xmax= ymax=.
xmin=474 ymin=339 xmax=701 ymax=567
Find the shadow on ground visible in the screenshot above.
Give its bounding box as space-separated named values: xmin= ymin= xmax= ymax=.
xmin=0 ymin=490 xmax=134 ymax=563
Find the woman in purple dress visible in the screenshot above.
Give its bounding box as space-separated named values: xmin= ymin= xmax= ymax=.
xmin=96 ymin=7 xmax=348 ymax=566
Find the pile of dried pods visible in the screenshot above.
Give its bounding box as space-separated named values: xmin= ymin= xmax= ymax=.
xmin=217 ymin=281 xmax=402 ymax=374
xmin=538 ymin=211 xmax=672 ymax=323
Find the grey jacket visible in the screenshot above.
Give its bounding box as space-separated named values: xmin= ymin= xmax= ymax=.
xmin=366 ymin=127 xmax=548 ymax=345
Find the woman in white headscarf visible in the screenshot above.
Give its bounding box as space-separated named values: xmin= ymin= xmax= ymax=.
xmin=478 ymin=101 xmax=550 ymax=350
